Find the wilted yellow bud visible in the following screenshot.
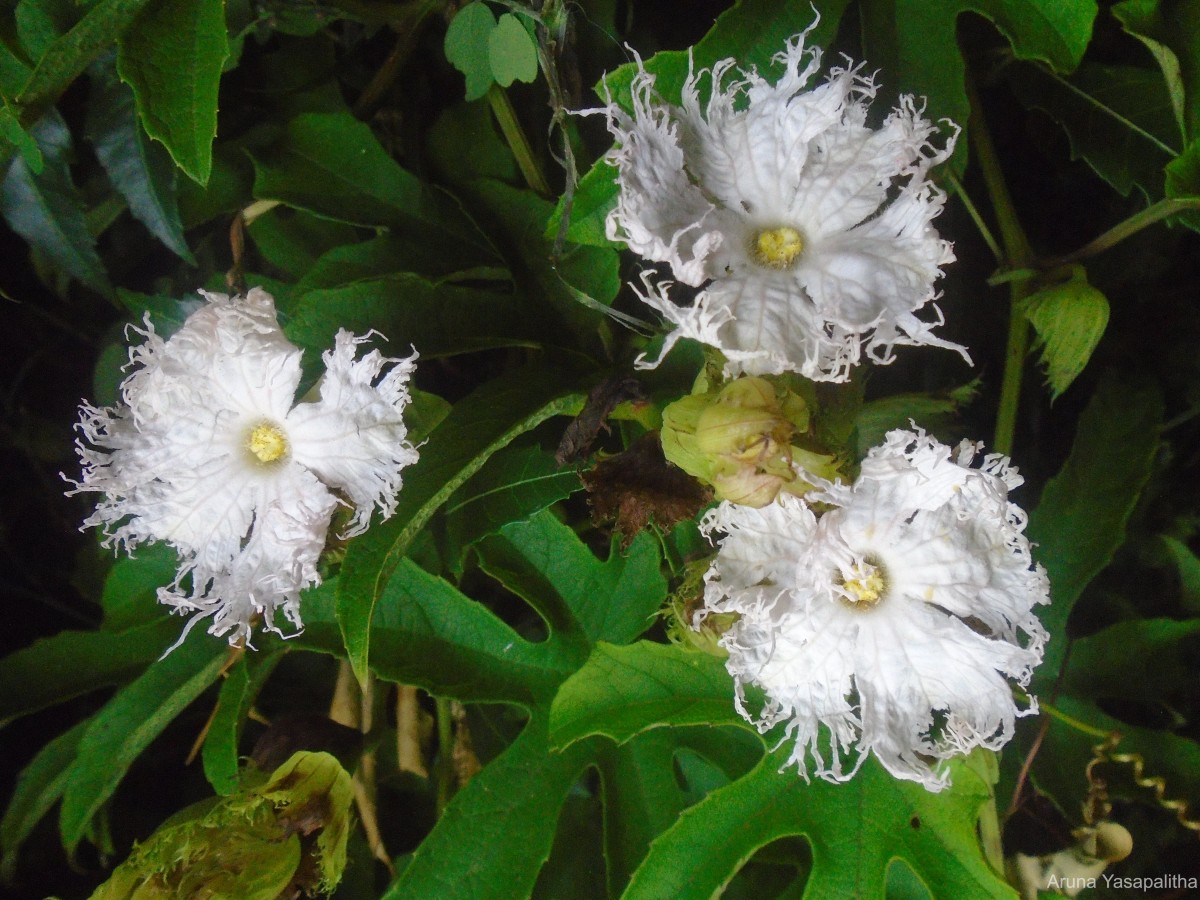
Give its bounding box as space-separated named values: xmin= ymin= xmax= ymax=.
xmin=661 ymin=375 xmax=840 ymax=507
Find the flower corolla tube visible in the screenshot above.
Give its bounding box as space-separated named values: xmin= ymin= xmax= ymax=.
xmin=700 ymin=428 xmax=1049 ymax=791
xmin=68 ymin=288 xmax=419 ymax=644
xmin=602 ymin=25 xmax=967 ymax=381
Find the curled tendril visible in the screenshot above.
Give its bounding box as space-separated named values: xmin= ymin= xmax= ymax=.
xmin=1085 ymin=732 xmax=1200 ymax=838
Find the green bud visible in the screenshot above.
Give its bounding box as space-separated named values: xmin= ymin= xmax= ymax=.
xmin=661 ymin=375 xmax=841 ymax=507
xmin=664 ymin=558 xmax=734 ymax=656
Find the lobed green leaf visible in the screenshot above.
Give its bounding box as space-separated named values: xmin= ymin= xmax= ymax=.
xmin=625 ymin=748 xmax=1013 ymax=899
xmin=336 ymin=365 xmax=586 ymax=681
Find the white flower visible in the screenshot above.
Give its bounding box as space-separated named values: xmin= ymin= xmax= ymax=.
xmin=68 ymin=288 xmax=419 ymax=644
xmin=700 ymin=428 xmax=1048 ymax=791
xmin=602 ymin=25 xmax=966 ymax=381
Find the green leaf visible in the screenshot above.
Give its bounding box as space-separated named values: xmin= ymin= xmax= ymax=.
xmin=444 ymin=1 xmax=497 ymax=101
xmin=59 ymin=632 xmax=226 ymax=850
xmin=550 ymin=642 xmax=748 ymax=750
xmin=249 ymin=111 xmax=489 ymax=255
xmin=99 ymin=542 xmax=178 ymax=630
xmin=1112 ymin=0 xmax=1200 ymax=141
xmin=0 ymin=102 xmax=42 ymax=172
xmin=547 ymin=158 xmax=619 ymax=248
xmin=460 ymin=179 xmax=619 ymax=343
xmin=853 ymin=381 xmax=979 ymax=459
xmin=601 ymin=0 xmax=846 ymax=110
xmin=1159 ymin=534 xmax=1200 ymax=616
xmin=0 ymin=618 xmax=179 ymax=725
xmin=245 ymin=206 xmax=361 ymax=280
xmin=1060 ymin=618 xmax=1200 ymax=703
xmin=1027 ymin=374 xmax=1163 ymax=688
xmin=14 ymin=0 xmax=75 ymax=63
xmin=0 ymin=718 xmax=89 ymax=879
xmin=86 ymin=60 xmax=194 ymax=262
xmin=201 ymin=652 xmax=283 ymax=795
xmin=861 ymin=0 xmax=1099 ymax=171
xmin=427 ymin=100 xmax=519 ymax=187
xmin=336 ymin=365 xmax=586 ymax=681
xmin=482 ymin=512 xmax=668 ymax=647
xmin=382 ymin=715 xmax=594 ymax=900
xmin=296 ymin=233 xmax=504 ymax=290
xmin=1006 ymin=61 xmax=1179 ymax=198
xmin=285 ymin=274 xmax=547 ymax=360
xmin=1021 ymin=267 xmax=1110 ymax=400
xmin=13 ymin=0 xmax=153 ymax=124
xmin=489 ymin=13 xmax=538 ymax=88
xmin=596 ymin=731 xmax=690 ymax=895
xmin=438 ymin=445 xmax=582 ymax=573
xmin=1165 ymin=138 xmax=1200 ymax=231
xmin=1032 ymin=695 xmax=1200 ymax=818
xmin=1 ymin=109 xmax=110 ymax=294
xmin=625 ymin=748 xmax=1013 ymax=900
xmin=367 ymin=559 xmax=570 ymax=704
xmin=116 ymin=0 xmax=229 ymax=185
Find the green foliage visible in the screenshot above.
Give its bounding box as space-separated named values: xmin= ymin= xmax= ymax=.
xmin=1021 ymin=266 xmax=1110 ymax=400
xmin=336 ymin=366 xmax=587 ymax=682
xmin=92 ymin=751 xmax=354 ymax=897
xmin=86 ymin=59 xmax=195 ymax=262
xmin=5 ymin=0 xmax=1200 ymax=896
xmin=626 ymin=749 xmax=1013 ymax=900
xmin=116 ymin=0 xmax=228 ymax=185
xmin=1028 ymin=374 xmax=1163 ymax=685
xmin=1 ymin=110 xmax=109 ymax=293
xmin=444 ymin=3 xmax=539 ymax=101
xmin=59 ymin=632 xmax=226 ymax=851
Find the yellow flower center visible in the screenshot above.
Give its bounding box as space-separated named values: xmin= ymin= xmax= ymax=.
xmin=246 ymin=422 xmax=289 ymax=464
xmin=752 ymin=226 xmax=804 ymax=269
xmin=839 ymin=561 xmax=886 ymax=609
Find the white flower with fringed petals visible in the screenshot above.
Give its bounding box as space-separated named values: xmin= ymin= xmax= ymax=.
xmin=602 ymin=26 xmax=966 ymax=381
xmin=700 ymin=428 xmax=1048 ymax=791
xmin=69 ymin=288 xmax=418 ymax=644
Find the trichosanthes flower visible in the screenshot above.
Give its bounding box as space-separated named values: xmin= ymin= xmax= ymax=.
xmin=603 ymin=27 xmax=966 ymax=381
xmin=69 ymin=288 xmax=418 ymax=644
xmin=700 ymin=428 xmax=1049 ymax=791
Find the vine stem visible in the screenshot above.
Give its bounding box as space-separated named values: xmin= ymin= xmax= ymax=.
xmin=967 ymin=76 xmax=1034 ymax=457
xmin=1043 ymin=196 xmax=1200 ymax=268
xmin=488 ymin=84 xmax=553 ymax=198
xmin=435 ymin=695 xmax=455 ymax=816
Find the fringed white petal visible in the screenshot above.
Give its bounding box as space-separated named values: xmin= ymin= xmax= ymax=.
xmin=288 ymin=331 xmax=419 ymax=537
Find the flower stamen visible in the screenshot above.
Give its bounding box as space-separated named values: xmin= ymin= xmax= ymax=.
xmin=838 ymin=560 xmax=886 ymax=609
xmin=753 ymin=226 xmax=804 ymax=269
xmin=246 ymin=422 xmax=289 ymax=464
